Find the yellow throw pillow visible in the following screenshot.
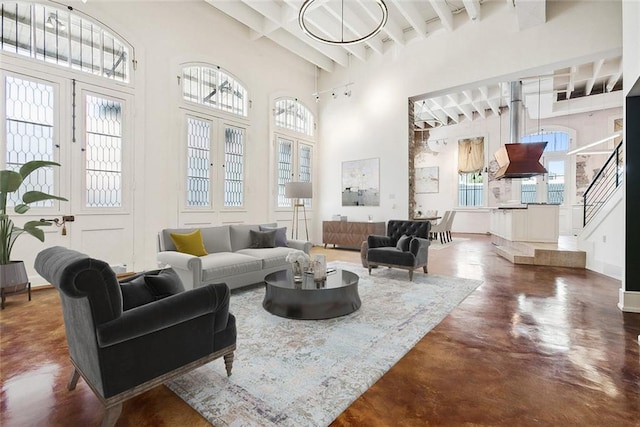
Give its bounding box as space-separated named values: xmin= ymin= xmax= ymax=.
xmin=170 ymin=229 xmax=208 ymax=256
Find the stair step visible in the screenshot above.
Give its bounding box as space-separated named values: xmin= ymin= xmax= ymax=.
xmin=495 ymin=244 xmax=586 ymax=268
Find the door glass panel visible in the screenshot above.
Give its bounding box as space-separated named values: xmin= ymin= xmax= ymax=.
xmin=277 ymin=137 xmax=293 ymax=207
xmin=299 ymin=143 xmax=312 ymax=207
xmin=223 ymin=125 xmax=244 ymax=207
xmin=4 ymin=74 xmax=55 ymax=207
xmin=85 ymin=94 xmax=122 ymax=207
xmin=186 ymin=117 xmax=211 ymax=207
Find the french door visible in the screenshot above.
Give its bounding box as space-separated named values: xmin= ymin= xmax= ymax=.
xmin=1 ymin=67 xmax=135 ymax=276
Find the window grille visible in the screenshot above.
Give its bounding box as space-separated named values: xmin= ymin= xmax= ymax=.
xmin=520 ymin=131 xmax=568 ymax=204
xmin=85 ymin=95 xmax=122 ymax=208
xmin=186 ymin=117 xmax=211 ymax=207
xmin=277 ymin=137 xmax=293 ymax=207
xmin=298 ymin=143 xmax=312 ymax=207
xmin=223 ymin=126 xmax=244 ymax=207
xmin=1 ymin=2 xmax=130 ymax=82
xmin=4 ymin=74 xmax=55 ymax=207
xmin=181 ymin=65 xmax=247 ymax=117
xmin=458 ymin=173 xmax=483 ymax=207
xmin=274 ymin=97 xmax=314 ymax=136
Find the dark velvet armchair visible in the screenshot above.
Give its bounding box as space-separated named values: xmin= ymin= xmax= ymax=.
xmin=34 ymin=246 xmax=237 ymax=427
xmin=366 ymin=220 xmax=432 ymax=280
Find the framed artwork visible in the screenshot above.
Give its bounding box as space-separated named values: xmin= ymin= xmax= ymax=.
xmin=415 ymin=166 xmax=439 ymax=193
xmin=342 ymin=158 xmax=380 ymax=206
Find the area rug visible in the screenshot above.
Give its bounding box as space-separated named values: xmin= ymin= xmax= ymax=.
xmin=167 ymin=262 xmax=482 ymax=427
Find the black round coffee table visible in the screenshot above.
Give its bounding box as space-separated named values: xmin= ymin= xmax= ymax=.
xmin=263 ymin=269 xmax=360 ymax=320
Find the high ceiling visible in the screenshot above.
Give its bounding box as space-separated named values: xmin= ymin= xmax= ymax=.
xmin=205 ymin=0 xmax=547 ymax=72
xmin=414 ymin=53 xmax=623 ymax=129
xmin=205 ymin=0 xmax=623 ymax=125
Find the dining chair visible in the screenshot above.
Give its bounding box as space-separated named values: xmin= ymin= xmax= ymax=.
xmin=430 ymin=210 xmax=450 ymax=243
xmin=444 ymin=210 xmax=457 ymax=243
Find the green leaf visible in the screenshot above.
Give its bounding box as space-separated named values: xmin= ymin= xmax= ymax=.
xmin=21 ymin=221 xmax=48 ymax=242
xmin=22 ymin=191 xmax=68 ymax=204
xmin=19 ymin=160 xmax=61 ymax=180
xmin=14 ymin=204 xmax=30 ymax=214
xmin=0 ymin=170 xmax=24 ymax=193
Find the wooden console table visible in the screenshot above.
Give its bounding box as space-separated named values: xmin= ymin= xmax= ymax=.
xmin=322 ymin=221 xmax=385 ymax=249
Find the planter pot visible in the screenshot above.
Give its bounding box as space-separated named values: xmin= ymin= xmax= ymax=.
xmin=0 ymin=261 xmax=31 ymax=309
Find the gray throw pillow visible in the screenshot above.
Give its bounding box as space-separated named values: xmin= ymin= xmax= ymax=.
xmin=120 ymin=275 xmax=155 ymax=310
xmin=249 ymin=229 xmax=276 ymax=248
xmin=259 ymin=225 xmax=288 ymax=247
xmin=144 ymin=268 xmax=184 ymax=298
xmin=396 ymin=234 xmax=412 ymax=252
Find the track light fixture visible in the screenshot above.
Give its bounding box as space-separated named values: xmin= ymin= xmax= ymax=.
xmin=312 ymin=82 xmax=354 ymax=102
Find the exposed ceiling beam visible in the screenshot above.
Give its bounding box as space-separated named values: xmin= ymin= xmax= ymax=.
xmin=429 ymin=0 xmax=454 ymax=31
xmin=585 ymin=59 xmax=604 ymax=96
xmin=389 ymin=0 xmax=428 ymax=38
xmin=462 ymin=0 xmax=481 ymax=21
xmin=463 ymin=90 xmax=486 ymax=118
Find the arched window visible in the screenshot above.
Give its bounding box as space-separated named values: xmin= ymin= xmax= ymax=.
xmin=181 ymin=64 xmax=248 ymax=117
xmin=1 ymin=1 xmax=133 ymax=82
xmin=520 ymin=131 xmax=570 ymax=205
xmin=273 ymin=98 xmax=314 ymax=208
xmin=274 ymin=97 xmax=314 ymax=137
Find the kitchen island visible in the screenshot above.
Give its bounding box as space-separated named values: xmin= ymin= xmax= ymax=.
xmin=490 ymin=204 xmax=559 ymax=243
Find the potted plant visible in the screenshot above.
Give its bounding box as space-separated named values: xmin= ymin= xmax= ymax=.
xmin=0 ymin=160 xmax=67 ymax=308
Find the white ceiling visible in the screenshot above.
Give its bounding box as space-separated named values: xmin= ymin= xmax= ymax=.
xmin=204 ymin=0 xmax=520 ymax=73
xmin=205 ymin=0 xmax=623 ymax=126
xmin=414 ymin=53 xmax=623 ymax=129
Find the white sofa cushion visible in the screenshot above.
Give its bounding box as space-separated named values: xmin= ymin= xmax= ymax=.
xmin=236 ymin=247 xmax=293 ymax=269
xmin=200 ymin=252 xmax=262 ymax=282
xmin=201 ymin=226 xmax=233 ymax=253
xmin=229 ymin=224 xmax=261 ymax=252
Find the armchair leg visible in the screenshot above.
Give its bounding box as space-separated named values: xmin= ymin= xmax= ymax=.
xmin=67 ymin=368 xmax=81 ymax=390
xmin=408 ymin=269 xmax=414 ymax=281
xmin=423 ymin=265 xmax=428 ymax=274
xmin=224 ymin=352 xmax=234 ymax=376
xmin=102 ymin=403 xmax=123 ymax=427
xmin=368 ymin=266 xmax=372 ymax=275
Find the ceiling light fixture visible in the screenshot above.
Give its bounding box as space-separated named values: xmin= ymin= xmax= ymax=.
xmin=566 ymin=132 xmax=622 ymax=156
xmin=299 ymin=0 xmax=388 ymax=46
xmin=414 ymin=100 xmax=445 ymax=129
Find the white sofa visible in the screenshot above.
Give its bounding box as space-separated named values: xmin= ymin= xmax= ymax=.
xmin=157 ymin=223 xmax=312 ymax=290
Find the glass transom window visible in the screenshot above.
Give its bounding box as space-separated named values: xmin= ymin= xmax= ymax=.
xmin=274 ymin=97 xmax=314 ymax=137
xmin=181 ymin=65 xmax=248 ymax=117
xmin=1 ymin=2 xmax=131 ymax=82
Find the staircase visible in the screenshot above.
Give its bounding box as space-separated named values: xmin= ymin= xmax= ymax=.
xmin=494 ymin=235 xmax=586 ymax=268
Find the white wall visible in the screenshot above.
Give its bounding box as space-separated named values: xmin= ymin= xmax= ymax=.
xmin=77 ymin=2 xmax=318 ymax=269
xmin=315 ymin=0 xmax=623 ymax=239
xmin=414 ymin=107 xmax=622 ymax=234
xmin=623 ymin=0 xmax=640 ymax=96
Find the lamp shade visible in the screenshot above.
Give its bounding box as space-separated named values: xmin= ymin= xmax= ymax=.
xmin=285 ymin=182 xmax=313 ymax=198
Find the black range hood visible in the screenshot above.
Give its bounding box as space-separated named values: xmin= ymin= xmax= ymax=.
xmin=493 ymin=81 xmax=547 ymax=179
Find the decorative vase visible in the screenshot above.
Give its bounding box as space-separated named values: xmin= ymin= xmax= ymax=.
xmin=313 ymin=255 xmax=327 ymax=282
xmin=292 ymin=262 xmax=303 ymax=283
xmin=0 ymin=261 xmax=31 ymax=309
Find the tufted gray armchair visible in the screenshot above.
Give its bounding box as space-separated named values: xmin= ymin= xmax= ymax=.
xmin=34 ymin=246 xmax=237 ymax=427
xmin=366 ymin=220 xmax=431 ymax=281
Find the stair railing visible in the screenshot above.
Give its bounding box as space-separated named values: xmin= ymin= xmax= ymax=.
xmin=583 ymin=140 xmax=624 ymax=226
